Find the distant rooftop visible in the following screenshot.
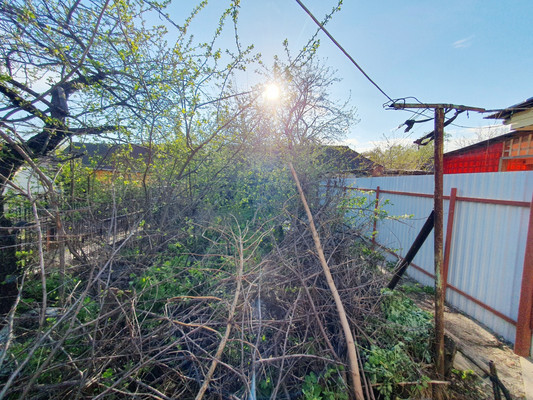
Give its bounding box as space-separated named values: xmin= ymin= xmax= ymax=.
xmin=485 ymin=97 xmax=533 ymax=121
xmin=67 ymin=142 xmax=151 ymax=171
xmin=319 ymin=145 xmax=381 ymax=175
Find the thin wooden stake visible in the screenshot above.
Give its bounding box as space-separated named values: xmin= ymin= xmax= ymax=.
xmin=289 ymin=162 xmax=366 ymax=400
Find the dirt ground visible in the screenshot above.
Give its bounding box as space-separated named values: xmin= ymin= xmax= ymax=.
xmin=406 ymin=286 xmax=528 ymax=399
xmin=446 ymin=309 xmax=526 ymax=399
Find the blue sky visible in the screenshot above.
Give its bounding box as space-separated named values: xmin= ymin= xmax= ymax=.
xmin=163 ymin=0 xmax=533 ymax=151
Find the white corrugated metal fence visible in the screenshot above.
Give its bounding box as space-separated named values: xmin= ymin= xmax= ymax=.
xmin=344 ymin=171 xmax=533 ymax=347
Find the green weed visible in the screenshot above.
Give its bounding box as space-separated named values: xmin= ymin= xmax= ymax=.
xmin=302 ymin=367 xmax=349 ymax=400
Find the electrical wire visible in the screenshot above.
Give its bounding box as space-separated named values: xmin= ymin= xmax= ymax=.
xmin=294 ymin=0 xmax=394 ymax=103
xmin=408 ymin=109 xmax=434 ymax=122
xmin=393 ymin=103 xmax=435 ymax=137
xmin=450 ymin=122 xmax=477 ymax=129
xmin=413 ymin=110 xmax=464 ymax=145
xmin=294 ymin=0 xmax=505 ymax=143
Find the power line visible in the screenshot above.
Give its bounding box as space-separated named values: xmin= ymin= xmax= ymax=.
xmin=294 ymin=0 xmax=394 ymax=103
xmin=294 ymin=0 xmax=500 ymax=143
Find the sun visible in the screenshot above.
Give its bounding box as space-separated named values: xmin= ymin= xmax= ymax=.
xmin=264 ymin=83 xmax=281 ymax=101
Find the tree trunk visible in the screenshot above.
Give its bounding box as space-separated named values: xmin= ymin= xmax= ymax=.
xmin=0 ymin=205 xmax=18 ymax=315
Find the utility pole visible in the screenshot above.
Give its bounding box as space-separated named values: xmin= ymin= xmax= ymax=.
xmin=389 ymin=102 xmax=485 ymax=378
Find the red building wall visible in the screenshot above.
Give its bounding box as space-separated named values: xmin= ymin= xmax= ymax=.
xmin=444 ymin=142 xmax=503 ymax=174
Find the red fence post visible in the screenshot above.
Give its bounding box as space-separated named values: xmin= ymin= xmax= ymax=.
xmin=515 ymin=193 xmax=533 ymax=356
xmin=443 ymin=188 xmax=458 ymax=298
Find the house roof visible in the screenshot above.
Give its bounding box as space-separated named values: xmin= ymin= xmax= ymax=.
xmin=485 ymin=97 xmax=533 ymax=121
xmin=68 ymin=142 xmax=151 ymax=171
xmin=380 ymin=168 xmax=431 ymax=176
xmin=66 ymin=142 xmax=380 ymax=176
xmin=318 ymin=145 xmax=382 ymax=175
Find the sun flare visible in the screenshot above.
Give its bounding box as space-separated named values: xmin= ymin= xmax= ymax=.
xmin=264 ymin=83 xmax=281 ymax=101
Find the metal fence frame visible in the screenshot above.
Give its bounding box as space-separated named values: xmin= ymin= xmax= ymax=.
xmin=342 ymin=171 xmax=533 ymax=356
xmin=6 ymin=203 xmax=141 ymax=266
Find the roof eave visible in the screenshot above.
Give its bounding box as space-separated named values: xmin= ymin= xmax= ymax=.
xmin=485 ymin=97 xmax=533 ymax=120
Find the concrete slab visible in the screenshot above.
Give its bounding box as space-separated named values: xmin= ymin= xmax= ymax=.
xmin=521 ymin=357 xmax=533 ymax=400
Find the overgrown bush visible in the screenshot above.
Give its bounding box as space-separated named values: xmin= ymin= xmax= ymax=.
xmin=363 ymin=289 xmax=433 ymax=399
